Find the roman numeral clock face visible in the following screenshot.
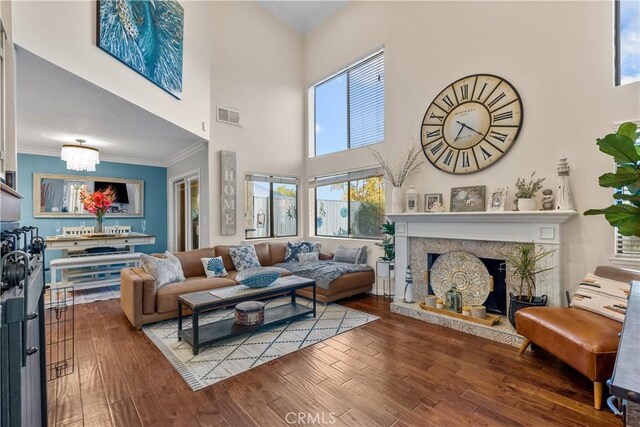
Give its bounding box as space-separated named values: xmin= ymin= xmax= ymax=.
xmin=421 ymin=74 xmax=523 ymax=174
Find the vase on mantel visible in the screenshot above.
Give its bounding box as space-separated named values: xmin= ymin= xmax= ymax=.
xmin=392 ymin=187 xmax=404 ymax=213
xmin=517 ymin=198 xmax=537 ymax=211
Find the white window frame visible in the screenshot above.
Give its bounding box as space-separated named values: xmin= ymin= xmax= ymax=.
xmin=308 ymin=48 xmax=385 ymax=158
xmin=244 ymin=173 xmax=299 ymax=240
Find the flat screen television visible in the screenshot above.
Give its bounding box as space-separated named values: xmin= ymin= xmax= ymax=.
xmin=94 ymin=181 xmax=129 ymax=204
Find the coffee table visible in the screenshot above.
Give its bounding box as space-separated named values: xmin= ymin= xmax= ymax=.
xmin=177 ymin=275 xmax=316 ymax=355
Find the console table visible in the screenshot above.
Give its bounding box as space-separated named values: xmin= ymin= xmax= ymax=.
xmin=46 ymin=233 xmax=155 ymax=256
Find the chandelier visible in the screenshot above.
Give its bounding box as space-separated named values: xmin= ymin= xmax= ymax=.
xmin=60 ymin=139 xmax=100 ymax=172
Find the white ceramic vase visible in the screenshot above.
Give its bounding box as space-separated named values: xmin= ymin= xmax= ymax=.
xmin=391 ymin=186 xmax=403 ymax=213
xmin=518 ymin=197 xmax=537 ymax=211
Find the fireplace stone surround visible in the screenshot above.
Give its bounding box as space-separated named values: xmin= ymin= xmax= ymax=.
xmin=386 ymin=211 xmax=576 ymax=346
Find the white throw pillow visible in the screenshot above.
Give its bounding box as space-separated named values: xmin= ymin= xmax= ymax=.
xmin=298 ymin=252 xmax=320 ymax=263
xmin=229 ymin=245 xmax=261 ymax=271
xmin=201 ymin=256 xmax=228 ymax=278
xmin=570 ymin=273 xmax=630 ymax=322
xmin=141 ymin=251 xmax=185 ymax=288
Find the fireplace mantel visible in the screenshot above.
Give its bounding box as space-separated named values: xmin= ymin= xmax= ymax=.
xmin=387 ymin=210 xmax=577 ymax=308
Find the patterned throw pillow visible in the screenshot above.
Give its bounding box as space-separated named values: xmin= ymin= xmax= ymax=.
xmin=229 ymin=245 xmax=261 ymax=271
xmin=141 ymin=251 xmax=185 ymax=288
xmin=284 ymin=241 xmax=321 ymax=262
xmin=334 ymin=245 xmax=368 ymax=264
xmin=570 ymin=273 xmax=630 ymax=322
xmin=298 ymin=252 xmax=319 ymax=263
xmin=201 ymin=257 xmax=228 ymax=278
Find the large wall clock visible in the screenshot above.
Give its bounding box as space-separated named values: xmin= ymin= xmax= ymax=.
xmin=420 ymin=74 xmax=523 ymax=174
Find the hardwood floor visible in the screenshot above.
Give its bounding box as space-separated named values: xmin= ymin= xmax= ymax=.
xmin=47 ymin=295 xmax=618 ymax=426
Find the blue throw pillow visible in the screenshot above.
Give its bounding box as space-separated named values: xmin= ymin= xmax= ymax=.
xmin=201 ymin=257 xmax=228 ymax=278
xmin=284 ymin=241 xmax=321 ymax=262
xmin=229 ymin=245 xmax=261 ymax=271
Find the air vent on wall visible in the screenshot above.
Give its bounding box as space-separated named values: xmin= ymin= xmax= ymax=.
xmin=217 ymin=106 xmax=241 ymax=126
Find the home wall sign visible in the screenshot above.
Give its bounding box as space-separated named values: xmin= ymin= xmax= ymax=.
xmin=421 ymin=74 xmax=523 ymax=174
xmin=220 ymin=150 xmax=236 ymax=236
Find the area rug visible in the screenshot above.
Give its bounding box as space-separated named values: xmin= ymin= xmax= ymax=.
xmin=143 ymin=297 xmax=379 ymax=391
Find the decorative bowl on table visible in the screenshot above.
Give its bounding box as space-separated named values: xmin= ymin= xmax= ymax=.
xmin=236 ymin=267 xmax=281 ymax=288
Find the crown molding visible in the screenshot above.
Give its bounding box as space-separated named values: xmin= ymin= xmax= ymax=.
xmin=163 ymin=141 xmax=207 ymax=167
xmin=18 ymin=144 xmax=167 ymax=167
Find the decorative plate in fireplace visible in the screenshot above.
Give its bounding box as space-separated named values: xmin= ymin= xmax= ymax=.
xmin=430 ymin=250 xmax=491 ymax=306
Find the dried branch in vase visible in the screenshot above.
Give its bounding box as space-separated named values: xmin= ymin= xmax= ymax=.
xmin=369 ymin=143 xmax=424 ymax=188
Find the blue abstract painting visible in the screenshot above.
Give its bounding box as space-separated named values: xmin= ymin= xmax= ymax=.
xmin=98 ymin=0 xmax=184 ymax=99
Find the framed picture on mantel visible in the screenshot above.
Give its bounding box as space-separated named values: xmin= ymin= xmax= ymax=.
xmin=450 ymin=186 xmax=486 ymax=212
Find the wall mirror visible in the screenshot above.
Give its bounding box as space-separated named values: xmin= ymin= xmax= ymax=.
xmin=34 ymin=173 xmax=144 ymax=218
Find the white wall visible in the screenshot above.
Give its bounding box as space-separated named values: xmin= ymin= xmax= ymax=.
xmin=167 ymin=145 xmax=209 ymax=249
xmin=12 ymin=0 xmax=210 ymax=140
xmin=208 ymin=1 xmax=305 ymax=245
xmin=304 ymin=1 xmax=640 ymax=291
xmin=1 ymin=0 xmax=17 ymax=176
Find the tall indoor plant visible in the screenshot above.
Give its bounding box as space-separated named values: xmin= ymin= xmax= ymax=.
xmin=505 ymin=242 xmax=555 ymax=327
xmin=370 ymin=144 xmax=424 ymax=213
xmin=584 ymin=122 xmax=640 ymax=238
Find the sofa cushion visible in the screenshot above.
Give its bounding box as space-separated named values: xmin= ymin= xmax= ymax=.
xmin=268 ymin=242 xmax=288 ymax=264
xmin=284 ymin=241 xmax=321 ymax=262
xmin=141 ymin=251 xmax=185 ymax=288
xmin=156 ymin=276 xmax=236 ymax=313
xmin=173 ymin=248 xmax=216 ymax=278
xmin=254 ymin=242 xmax=271 ymax=266
xmin=229 ymin=245 xmax=262 ymax=271
xmin=201 ymin=257 xmax=228 ymax=278
xmin=214 ymin=246 xmax=237 ymax=272
xmin=334 ymin=245 xmax=367 ymax=264
xmin=570 ymin=274 xmax=630 ymax=322
xmin=515 ymin=307 xmax=622 ymax=381
xmin=298 ymin=252 xmax=319 ymax=263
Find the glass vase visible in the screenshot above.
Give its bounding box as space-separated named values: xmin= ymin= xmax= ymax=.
xmin=95 ymin=216 xmax=104 ymax=233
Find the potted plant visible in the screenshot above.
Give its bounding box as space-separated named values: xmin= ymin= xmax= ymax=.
xmin=505 ymin=242 xmax=555 ymax=327
xmin=584 ymin=122 xmax=640 ymax=238
xmin=376 ymin=220 xmax=395 ymax=278
xmin=370 ymin=144 xmax=424 ymax=213
xmin=514 ymin=172 xmax=545 ymax=211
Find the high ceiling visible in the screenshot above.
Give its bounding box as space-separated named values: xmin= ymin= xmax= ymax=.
xmin=258 ymin=1 xmax=347 ymax=33
xmin=16 ymin=48 xmax=204 ymax=167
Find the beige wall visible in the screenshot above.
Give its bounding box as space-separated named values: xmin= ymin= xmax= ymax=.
xmin=12 ymin=0 xmax=211 ymax=140
xmin=208 ymin=1 xmax=305 ymax=245
xmin=303 ymin=1 xmax=640 ymax=290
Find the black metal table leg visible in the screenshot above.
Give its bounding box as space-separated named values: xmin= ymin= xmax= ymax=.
xmin=291 ymin=288 xmax=296 ymax=305
xmin=313 ymin=283 xmax=316 ymax=317
xmin=177 ymin=301 xmax=183 ymax=341
xmin=193 ymin=309 xmax=199 ymax=355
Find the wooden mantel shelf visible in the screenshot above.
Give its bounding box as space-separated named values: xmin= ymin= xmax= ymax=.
xmin=385 ymin=210 xmax=577 ymax=224
xmin=1 ymin=182 xmax=23 ymax=199
xmin=1 ymin=182 xmax=24 ymax=224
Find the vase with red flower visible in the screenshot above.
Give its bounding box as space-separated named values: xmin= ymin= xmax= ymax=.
xmin=79 ymin=185 xmax=116 ymax=233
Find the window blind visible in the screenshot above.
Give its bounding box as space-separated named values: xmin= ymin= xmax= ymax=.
xmin=309 ymin=167 xmax=383 ymax=188
xmin=308 ymin=49 xmax=384 ymax=157
xmin=245 ymin=173 xmax=299 ymax=185
xmin=614 ymin=124 xmax=640 ymax=259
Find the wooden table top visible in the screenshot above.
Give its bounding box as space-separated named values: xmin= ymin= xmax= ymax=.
xmin=178 ymin=275 xmax=315 ymax=309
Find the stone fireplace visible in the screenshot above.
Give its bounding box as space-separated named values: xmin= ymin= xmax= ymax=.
xmin=386 ymin=210 xmax=576 ymax=346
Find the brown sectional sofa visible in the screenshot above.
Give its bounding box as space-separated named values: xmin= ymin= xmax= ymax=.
xmin=120 ymin=242 xmax=374 ymax=329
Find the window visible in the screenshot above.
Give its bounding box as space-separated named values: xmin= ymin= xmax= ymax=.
xmin=615 ymin=0 xmax=640 ymax=85
xmin=312 ymin=169 xmax=385 ymax=239
xmin=308 ymin=50 xmax=384 ymax=157
xmin=614 ymin=124 xmax=640 ymax=259
xmin=244 ymin=173 xmax=298 ymax=239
